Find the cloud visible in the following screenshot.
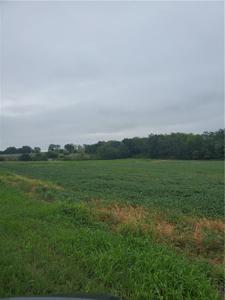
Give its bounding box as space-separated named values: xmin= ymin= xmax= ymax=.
xmin=0 ymin=1 xmax=224 ymax=149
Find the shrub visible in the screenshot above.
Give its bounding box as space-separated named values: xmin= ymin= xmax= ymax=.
xmin=19 ymin=154 xmax=32 ymax=161
xmin=47 ymin=151 xmax=58 ymax=159
xmin=32 ymin=153 xmax=48 ymax=161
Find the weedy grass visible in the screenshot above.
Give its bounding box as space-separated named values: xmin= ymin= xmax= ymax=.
xmin=0 ymin=159 xmax=224 ymax=299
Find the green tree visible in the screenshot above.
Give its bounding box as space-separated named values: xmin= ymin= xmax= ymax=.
xmin=18 ymin=146 xmax=33 ymax=154
xmin=3 ymin=147 xmax=18 ymax=154
xmin=64 ymin=144 xmax=75 ymax=153
xmin=34 ymin=147 xmax=41 ymax=153
xmin=19 ymin=153 xmax=32 ymax=161
xmin=48 ymin=144 xmax=61 ymax=152
xmin=47 ymin=151 xmax=58 ymax=159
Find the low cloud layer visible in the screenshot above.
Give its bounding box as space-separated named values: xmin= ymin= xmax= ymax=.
xmin=1 ymin=1 xmax=224 ymax=149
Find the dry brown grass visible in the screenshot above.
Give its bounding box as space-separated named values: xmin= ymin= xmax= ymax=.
xmin=93 ymin=201 xmax=224 ymax=265
xmin=195 ymin=218 xmax=224 ymax=231
xmin=191 ymin=218 xmax=225 ymax=255
xmin=107 ymin=205 xmax=147 ymax=224
xmin=96 ymin=204 xmax=149 ymax=233
xmin=0 ymin=174 xmax=63 ymax=199
xmin=156 ymin=221 xmax=174 ymax=236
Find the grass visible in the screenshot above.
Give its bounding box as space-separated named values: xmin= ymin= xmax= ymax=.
xmin=0 ymin=159 xmax=224 ymax=299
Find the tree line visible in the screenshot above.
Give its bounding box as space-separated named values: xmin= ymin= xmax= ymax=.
xmin=85 ymin=129 xmax=224 ymax=160
xmin=0 ymin=129 xmax=224 ymax=161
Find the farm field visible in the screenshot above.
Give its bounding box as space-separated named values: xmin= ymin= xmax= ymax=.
xmin=0 ymin=159 xmax=224 ymax=299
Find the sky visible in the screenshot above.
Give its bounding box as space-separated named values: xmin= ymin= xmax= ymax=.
xmin=0 ymin=1 xmax=224 ymax=150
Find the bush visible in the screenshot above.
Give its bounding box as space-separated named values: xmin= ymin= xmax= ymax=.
xmin=32 ymin=153 xmax=48 ymax=161
xmin=47 ymin=151 xmax=59 ymax=159
xmin=0 ymin=156 xmax=5 ymax=161
xmin=19 ymin=154 xmax=32 ymax=161
xmin=61 ymin=153 xmax=91 ymax=161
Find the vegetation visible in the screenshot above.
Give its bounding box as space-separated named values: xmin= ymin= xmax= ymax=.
xmin=1 ymin=159 xmax=223 ymax=218
xmin=0 ymin=159 xmax=224 ymax=299
xmin=18 ymin=153 xmax=32 ymax=161
xmin=0 ymin=129 xmax=224 ymax=161
xmin=85 ymin=129 xmax=224 ymax=160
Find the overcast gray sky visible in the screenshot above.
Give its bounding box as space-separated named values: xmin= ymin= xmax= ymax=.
xmin=0 ymin=1 xmax=224 ymax=150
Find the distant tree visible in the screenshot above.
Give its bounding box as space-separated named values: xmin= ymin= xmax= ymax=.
xmin=64 ymin=144 xmax=75 ymax=153
xmin=33 ymin=147 xmax=41 ymax=153
xmin=84 ymin=129 xmax=224 ymax=160
xmin=214 ymin=143 xmax=223 ymax=159
xmin=76 ymin=145 xmax=85 ymax=153
xmin=3 ymin=129 xmax=223 ymax=161
xmin=192 ymin=150 xmax=200 ymax=160
xmin=18 ymin=146 xmax=33 ymax=154
xmin=3 ymin=147 xmax=18 ymax=154
xmin=32 ymin=153 xmax=48 ymax=161
xmin=47 ymin=151 xmax=58 ymax=159
xmin=48 ymin=144 xmax=61 ymax=152
xmin=203 ymin=150 xmax=212 ymax=160
xmin=19 ymin=153 xmax=32 ymax=161
xmin=85 ymin=141 xmax=105 ymax=154
xmin=96 ymin=141 xmax=127 ymax=159
xmin=97 ymin=144 xmax=119 ymax=159
xmin=123 ymin=137 xmax=146 ymax=157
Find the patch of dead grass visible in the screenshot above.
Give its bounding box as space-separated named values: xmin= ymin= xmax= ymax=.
xmin=92 ymin=201 xmax=224 ymax=265
xmin=156 ymin=221 xmax=174 ymax=236
xmin=96 ymin=204 xmax=148 ymax=228
xmin=0 ymin=174 xmax=63 ymax=200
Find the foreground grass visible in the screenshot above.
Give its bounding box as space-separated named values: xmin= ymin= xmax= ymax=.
xmin=0 ymin=159 xmax=224 ymax=299
xmin=0 ymin=182 xmax=221 ymax=300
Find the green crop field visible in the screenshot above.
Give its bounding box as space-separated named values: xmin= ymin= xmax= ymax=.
xmin=0 ymin=159 xmax=224 ymax=299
